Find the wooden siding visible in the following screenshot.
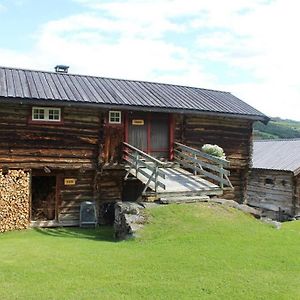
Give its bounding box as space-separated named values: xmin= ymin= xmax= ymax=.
xmin=0 ymin=103 xmax=102 ymax=169
xmin=247 ymin=169 xmax=295 ymax=215
xmin=0 ymin=103 xmax=104 ymax=224
xmin=96 ymin=169 xmax=125 ymax=203
xmin=295 ymin=174 xmax=300 ymax=215
xmin=1 ymin=103 xmax=256 ymax=224
xmin=175 ymin=114 xmax=253 ymax=202
xmin=101 ymin=123 xmax=124 ymax=164
xmin=57 ymin=170 xmax=95 ymax=223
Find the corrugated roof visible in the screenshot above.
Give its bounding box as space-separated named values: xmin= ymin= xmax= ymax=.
xmin=0 ymin=66 xmax=268 ymax=121
xmin=252 ymin=139 xmax=300 ymax=175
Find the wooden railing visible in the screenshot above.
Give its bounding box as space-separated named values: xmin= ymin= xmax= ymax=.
xmin=174 ymin=142 xmax=233 ymax=189
xmin=123 ymin=142 xmax=167 ymax=193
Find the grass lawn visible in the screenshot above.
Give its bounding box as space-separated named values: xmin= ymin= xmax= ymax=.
xmin=0 ymin=203 xmax=299 ymax=299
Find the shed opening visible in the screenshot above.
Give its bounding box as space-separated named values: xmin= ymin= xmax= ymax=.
xmin=31 ymin=176 xmax=56 ymax=221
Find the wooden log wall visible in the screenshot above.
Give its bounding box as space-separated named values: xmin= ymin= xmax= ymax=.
xmin=0 ymin=103 xmax=102 ymax=170
xmin=247 ymin=169 xmax=295 ymax=215
xmin=53 ymin=170 xmax=95 ymax=224
xmin=101 ymin=124 xmax=124 ymax=165
xmin=96 ymin=169 xmax=125 ymax=203
xmin=175 ymin=114 xmax=253 ymax=202
xmin=0 ymin=104 xmax=258 ymax=224
xmin=0 ymin=103 xmax=107 ymax=225
xmin=294 ymin=174 xmax=300 ymax=216
xmin=0 ymin=169 xmax=30 ymax=232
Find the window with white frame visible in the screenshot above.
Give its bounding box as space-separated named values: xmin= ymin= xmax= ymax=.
xmin=108 ymin=111 xmax=121 ymax=124
xmin=32 ymin=107 xmax=61 ymax=122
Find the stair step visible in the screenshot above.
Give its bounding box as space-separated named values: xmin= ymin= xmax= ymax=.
xmin=159 ymin=195 xmax=210 ymax=204
xmin=145 ymin=189 xmax=223 ymax=198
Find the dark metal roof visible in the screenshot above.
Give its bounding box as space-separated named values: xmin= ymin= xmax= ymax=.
xmin=252 ymin=139 xmax=300 ymax=175
xmin=0 ymin=66 xmax=268 ymax=121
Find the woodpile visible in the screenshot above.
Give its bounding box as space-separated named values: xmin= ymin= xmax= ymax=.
xmin=0 ymin=169 xmax=30 ymax=233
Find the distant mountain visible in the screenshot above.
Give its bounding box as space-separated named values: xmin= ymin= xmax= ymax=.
xmin=253 ymin=117 xmax=300 ymax=140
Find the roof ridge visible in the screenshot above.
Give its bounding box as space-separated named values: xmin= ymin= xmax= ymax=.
xmin=0 ymin=65 xmax=230 ymax=94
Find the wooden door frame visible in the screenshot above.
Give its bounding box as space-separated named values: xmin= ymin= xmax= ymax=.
xmin=124 ymin=111 xmax=175 ymax=160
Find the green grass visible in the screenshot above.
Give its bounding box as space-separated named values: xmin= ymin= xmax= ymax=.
xmin=0 ymin=203 xmax=299 ymax=299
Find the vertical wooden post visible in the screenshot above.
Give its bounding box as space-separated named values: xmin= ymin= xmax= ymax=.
xmin=169 ymin=114 xmax=175 ymax=161
xmin=154 ymin=165 xmax=158 ymax=192
xmin=194 ymin=154 xmax=197 ymax=175
xmin=147 ymin=113 xmax=151 ymax=154
xmin=135 ymin=152 xmax=139 ymax=176
xmin=219 ymin=164 xmax=224 ymax=189
xmin=124 ymin=111 xmax=129 ymax=143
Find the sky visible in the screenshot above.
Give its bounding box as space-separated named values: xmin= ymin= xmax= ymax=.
xmin=0 ymin=0 xmax=299 ymax=121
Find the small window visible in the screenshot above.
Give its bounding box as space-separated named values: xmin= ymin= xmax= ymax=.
xmin=265 ymin=178 xmax=274 ymax=185
xmin=109 ymin=111 xmax=121 ymax=124
xmin=32 ymin=107 xmax=61 ymax=122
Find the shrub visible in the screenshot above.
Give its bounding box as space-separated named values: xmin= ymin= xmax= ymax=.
xmin=201 ymin=144 xmax=226 ymax=159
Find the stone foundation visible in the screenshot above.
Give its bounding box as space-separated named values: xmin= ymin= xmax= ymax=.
xmin=114 ymin=202 xmax=148 ymax=240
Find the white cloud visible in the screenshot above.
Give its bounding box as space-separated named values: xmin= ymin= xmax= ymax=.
xmin=0 ymin=0 xmax=299 ymax=120
xmin=229 ymin=82 xmax=300 ymax=121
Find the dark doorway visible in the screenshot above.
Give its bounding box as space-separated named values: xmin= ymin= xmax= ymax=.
xmin=31 ymin=176 xmax=56 ymax=221
xmin=122 ymin=179 xmax=145 ymax=202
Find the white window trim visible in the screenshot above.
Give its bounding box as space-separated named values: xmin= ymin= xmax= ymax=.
xmin=32 ymin=107 xmax=61 ymax=122
xmin=108 ymin=110 xmax=122 ymax=124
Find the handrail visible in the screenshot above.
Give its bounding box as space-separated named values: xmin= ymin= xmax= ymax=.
xmin=123 ymin=142 xmax=167 ymax=193
xmin=123 ymin=142 xmax=167 ymax=167
xmin=174 ymin=142 xmax=230 ymax=166
xmin=174 ymin=142 xmax=233 ymax=189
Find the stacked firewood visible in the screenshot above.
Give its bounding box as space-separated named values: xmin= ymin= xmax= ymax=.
xmin=0 ymin=170 xmax=30 ymax=233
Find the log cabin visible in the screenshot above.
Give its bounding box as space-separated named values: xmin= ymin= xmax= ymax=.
xmin=247 ymin=139 xmax=300 ymax=220
xmin=0 ymin=65 xmax=268 ymax=229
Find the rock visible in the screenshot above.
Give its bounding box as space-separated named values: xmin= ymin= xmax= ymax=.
xmin=209 ymin=198 xmax=261 ymax=218
xmin=141 ymin=202 xmax=160 ymax=209
xmin=260 ymin=217 xmax=282 ymax=229
xmin=236 ymin=204 xmax=261 ymax=218
xmin=209 ymin=198 xmax=227 ymax=205
xmin=114 ymin=202 xmax=147 ymax=240
xmin=219 ymin=199 xmax=240 ymax=208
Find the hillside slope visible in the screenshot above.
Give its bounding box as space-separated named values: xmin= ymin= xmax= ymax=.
xmin=254 ymin=117 xmax=300 ymax=139
xmin=0 ymin=203 xmax=299 ymax=299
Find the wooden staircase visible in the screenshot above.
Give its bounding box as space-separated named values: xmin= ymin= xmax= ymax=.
xmin=123 ymin=142 xmax=233 ymax=202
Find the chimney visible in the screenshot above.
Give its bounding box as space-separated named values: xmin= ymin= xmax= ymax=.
xmin=54 ymin=65 xmax=69 ymax=73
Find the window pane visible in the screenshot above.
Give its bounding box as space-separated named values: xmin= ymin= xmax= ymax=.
xmin=109 ymin=111 xmax=121 ymax=123
xmin=32 ymin=107 xmax=60 ymax=121
xmin=33 ymin=108 xmax=45 ymax=119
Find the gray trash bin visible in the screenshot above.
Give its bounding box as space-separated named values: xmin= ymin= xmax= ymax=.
xmin=80 ymin=201 xmax=97 ymax=228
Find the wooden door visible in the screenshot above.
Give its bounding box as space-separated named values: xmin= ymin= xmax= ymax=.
xmin=126 ymin=112 xmax=170 ymax=159
xmin=150 ymin=114 xmax=169 ymax=158
xmin=127 ymin=113 xmax=148 ymax=152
